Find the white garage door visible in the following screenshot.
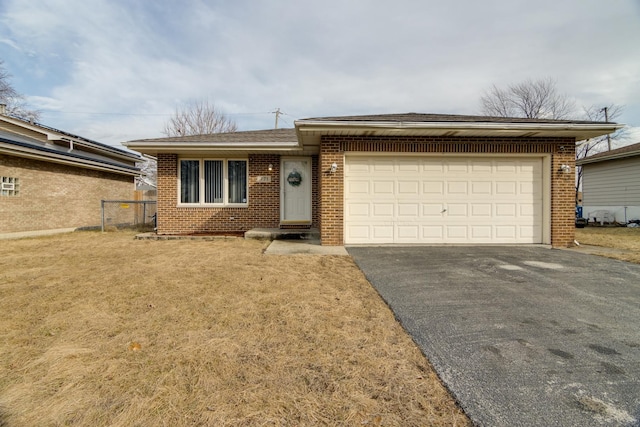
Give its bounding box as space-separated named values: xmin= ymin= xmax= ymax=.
xmin=344 ymin=156 xmax=544 ymax=244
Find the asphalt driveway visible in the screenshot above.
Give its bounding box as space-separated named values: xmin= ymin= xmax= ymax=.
xmin=348 ymin=246 xmax=640 ymax=427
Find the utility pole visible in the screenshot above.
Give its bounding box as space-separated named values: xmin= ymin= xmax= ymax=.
xmin=603 ymin=106 xmax=611 ymax=151
xmin=272 ymin=108 xmax=282 ymax=129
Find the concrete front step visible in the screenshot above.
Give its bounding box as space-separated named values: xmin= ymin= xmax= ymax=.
xmin=244 ymin=228 xmax=320 ymax=241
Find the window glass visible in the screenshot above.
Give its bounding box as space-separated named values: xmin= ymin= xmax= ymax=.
xmin=228 ymin=160 xmax=247 ymax=204
xmin=204 ymin=160 xmax=224 ymax=203
xmin=180 ymin=160 xmax=199 ymax=203
xmin=1 ymin=176 xmax=19 ymax=197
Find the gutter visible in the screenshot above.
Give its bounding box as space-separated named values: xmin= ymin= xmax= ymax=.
xmin=123 ymin=141 xmax=302 ymax=153
xmin=0 ymin=115 xmax=142 ymax=162
xmin=294 ymin=119 xmax=623 ymax=134
xmin=0 ymin=141 xmax=141 ymax=176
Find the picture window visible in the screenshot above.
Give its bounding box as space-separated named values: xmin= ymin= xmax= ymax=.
xmin=179 ymin=159 xmax=247 ymax=206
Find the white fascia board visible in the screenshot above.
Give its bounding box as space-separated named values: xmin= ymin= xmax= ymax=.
xmin=295 ymin=120 xmax=624 ymax=139
xmin=0 ymin=115 xmax=141 ymax=161
xmin=58 ymin=136 xmax=142 ymax=162
xmin=0 ymin=144 xmax=140 ymax=176
xmin=124 ymin=141 xmax=301 ymax=153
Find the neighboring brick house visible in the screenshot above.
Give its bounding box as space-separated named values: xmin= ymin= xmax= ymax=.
xmin=0 ymin=111 xmax=142 ymax=234
xmin=577 ymin=142 xmax=640 ymax=223
xmin=125 ymin=113 xmax=621 ymax=247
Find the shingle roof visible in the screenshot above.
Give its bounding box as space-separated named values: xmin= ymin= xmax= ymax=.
xmin=576 ymin=141 xmax=640 ymax=165
xmin=0 ymin=134 xmax=141 ymax=173
xmin=124 ymin=112 xmax=622 ymax=155
xmin=3 ymin=113 xmax=141 ymax=159
xmin=300 ymin=112 xmax=607 ymax=125
xmin=129 ymin=128 xmax=297 ymax=144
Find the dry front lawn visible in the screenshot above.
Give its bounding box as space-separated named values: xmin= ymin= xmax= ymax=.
xmin=0 ymin=232 xmax=469 ymax=426
xmin=575 ymin=227 xmax=640 ymax=264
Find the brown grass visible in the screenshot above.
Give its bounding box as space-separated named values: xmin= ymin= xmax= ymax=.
xmin=575 ymin=227 xmax=640 ymax=264
xmin=0 ymin=231 xmax=469 ymax=426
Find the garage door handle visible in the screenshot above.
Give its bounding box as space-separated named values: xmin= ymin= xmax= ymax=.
xmin=441 ymin=208 xmax=447 ymax=213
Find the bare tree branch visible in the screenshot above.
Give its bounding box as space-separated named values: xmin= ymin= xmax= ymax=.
xmin=0 ymin=59 xmax=41 ymax=121
xmin=163 ymin=99 xmax=237 ymax=137
xmin=136 ymin=156 xmax=157 ymax=188
xmin=480 ymin=77 xmax=575 ymax=119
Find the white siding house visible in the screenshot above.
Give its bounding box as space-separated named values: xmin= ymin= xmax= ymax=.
xmin=577 ymin=142 xmax=640 ymax=223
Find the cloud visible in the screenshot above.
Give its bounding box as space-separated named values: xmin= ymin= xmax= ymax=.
xmin=1 ymin=0 xmax=638 ymax=145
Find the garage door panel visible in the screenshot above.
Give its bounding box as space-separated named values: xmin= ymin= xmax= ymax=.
xmin=372 ymin=160 xmax=394 ymax=172
xmin=372 ymin=180 xmax=394 ymax=195
xmin=519 ymin=225 xmax=540 ymax=239
xmin=519 ymin=161 xmax=538 ymax=173
xmin=423 ymin=181 xmax=444 ymax=194
xmin=346 ymin=159 xmax=371 ymax=173
xmin=495 ymin=181 xmax=517 ymax=195
xmin=447 ymin=162 xmax=469 ymax=172
xmin=447 ymin=204 xmax=468 ymax=216
xmin=519 ymin=181 xmax=535 ymax=194
xmin=348 ymin=203 xmax=370 ymax=217
xmin=372 ymin=203 xmax=394 ymax=217
xmin=345 ymin=156 xmax=543 ymax=244
xmin=519 ymin=204 xmax=536 ymax=217
xmin=471 ymin=226 xmax=492 ymax=239
xmin=446 ymin=226 xmax=469 ymax=239
xmin=398 ymin=160 xmax=420 ymax=172
xmin=398 ymin=180 xmax=419 ymax=195
xmin=422 ymin=203 xmax=445 ymax=216
xmin=472 ymin=181 xmax=492 ymax=195
xmin=472 ymin=162 xmax=492 ymax=172
xmin=495 ymin=226 xmax=517 ymax=239
xmin=397 ymin=225 xmax=419 ymax=240
xmin=347 ymin=180 xmax=370 ymax=194
xmin=471 ymin=204 xmax=492 ymax=217
xmin=398 ymin=203 xmax=419 ymax=217
xmin=496 ymin=162 xmax=517 ymax=173
xmin=447 ymin=181 xmax=468 ymax=194
xmin=422 ymin=225 xmax=444 ymax=239
xmin=422 ymin=163 xmax=444 ymax=172
xmin=496 ymin=204 xmax=517 ymax=217
xmin=347 ymin=225 xmax=370 ymax=240
xmin=372 ymin=225 xmax=394 ymax=240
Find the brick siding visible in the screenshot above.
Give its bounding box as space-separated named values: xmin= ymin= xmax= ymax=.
xmin=156 ymin=153 xmax=318 ymax=235
xmin=319 ymin=135 xmax=576 ymax=248
xmin=0 ymin=154 xmax=134 ymax=233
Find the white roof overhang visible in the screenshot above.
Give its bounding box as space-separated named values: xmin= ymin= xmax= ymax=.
xmin=0 ymin=141 xmax=140 ymax=176
xmin=124 ymin=119 xmax=624 ymax=157
xmin=294 ymin=120 xmax=624 ymax=147
xmin=123 ymin=141 xmax=309 ymax=157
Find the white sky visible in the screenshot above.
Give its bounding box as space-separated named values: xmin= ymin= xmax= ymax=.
xmin=1 ymin=0 xmax=639 ymax=146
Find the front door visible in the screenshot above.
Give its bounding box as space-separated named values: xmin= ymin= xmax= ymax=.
xmin=281 ymin=157 xmax=312 ymax=225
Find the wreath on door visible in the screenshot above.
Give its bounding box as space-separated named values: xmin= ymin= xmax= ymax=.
xmin=287 ymin=170 xmax=302 ymax=187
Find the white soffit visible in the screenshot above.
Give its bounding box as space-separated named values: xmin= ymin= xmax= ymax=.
xmin=295 ymin=120 xmax=624 ymax=144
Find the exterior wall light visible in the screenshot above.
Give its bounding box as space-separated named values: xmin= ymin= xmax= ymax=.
xmin=268 ymin=164 xmax=273 ymax=171
xmin=330 ymin=162 xmax=338 ymax=173
xmin=559 ymin=164 xmax=571 ymax=174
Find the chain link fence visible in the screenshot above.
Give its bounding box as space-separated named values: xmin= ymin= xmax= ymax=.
xmin=101 ymin=200 xmax=157 ymax=232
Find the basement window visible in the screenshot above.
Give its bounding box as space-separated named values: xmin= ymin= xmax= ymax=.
xmin=1 ymin=177 xmax=19 ymax=197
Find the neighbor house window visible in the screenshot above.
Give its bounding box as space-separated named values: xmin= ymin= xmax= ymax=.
xmin=179 ymin=159 xmax=248 ymax=206
xmin=1 ymin=177 xmax=19 ymax=197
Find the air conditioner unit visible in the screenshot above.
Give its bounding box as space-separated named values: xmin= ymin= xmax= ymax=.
xmin=1 ymin=182 xmax=15 ymax=191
